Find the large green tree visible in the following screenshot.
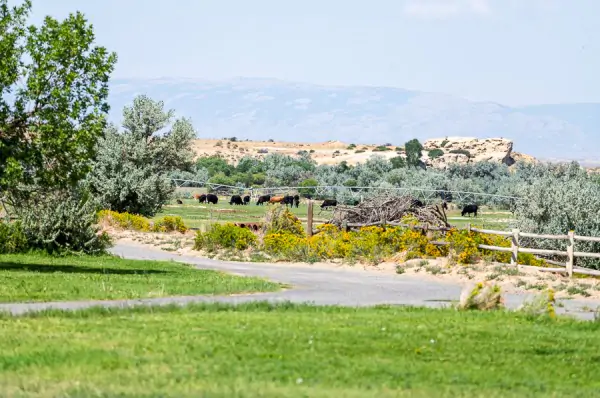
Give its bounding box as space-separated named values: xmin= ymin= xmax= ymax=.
xmin=404 ymin=139 xmax=424 ymax=168
xmin=86 ymin=95 xmax=196 ymax=216
xmin=0 ymin=0 xmax=117 ymax=198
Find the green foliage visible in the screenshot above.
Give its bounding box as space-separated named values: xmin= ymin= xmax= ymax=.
xmin=441 ymin=139 xmax=450 ymax=147
xmin=449 ymin=149 xmax=472 ymax=158
xmin=343 ymin=179 xmax=357 ymax=188
xmin=513 ymin=162 xmax=600 ymax=269
xmin=98 ymin=210 xmax=188 ymax=234
xmin=347 ymin=143 xmax=356 ymax=149
xmin=404 ymin=139 xmax=423 ymax=167
xmin=15 ymin=187 xmax=110 ymax=255
xmin=194 ymin=223 xmax=257 ymax=252
xmin=153 ymin=216 xmax=187 ymax=233
xmin=372 ymin=146 xmax=391 ymax=152
xmin=260 ymin=224 xmax=445 ymax=265
xmin=390 ymin=156 xmax=406 ymax=169
xmin=355 ymin=149 xmax=366 ymax=153
xmin=196 ymin=155 xmax=234 ymax=177
xmin=0 ymin=221 xmax=28 ymax=254
xmin=98 ymin=210 xmax=151 ymax=232
xmin=299 ymin=178 xmax=318 ymax=196
xmin=263 ymin=206 xmax=305 ymax=237
xmin=428 ymin=149 xmax=444 ymax=159
xmin=208 ymin=171 xmax=236 ymax=187
xmin=0 ymin=0 xmax=117 ymax=196
xmin=86 ymin=95 xmax=196 ymax=217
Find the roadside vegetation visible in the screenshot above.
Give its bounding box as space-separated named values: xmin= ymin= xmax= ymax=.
xmin=191 ymin=207 xmax=546 ymax=267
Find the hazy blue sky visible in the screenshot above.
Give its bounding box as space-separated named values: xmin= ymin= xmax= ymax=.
xmin=22 ymin=0 xmax=599 ymax=106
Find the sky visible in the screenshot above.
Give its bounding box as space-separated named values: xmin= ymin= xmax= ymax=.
xmin=19 ymin=0 xmax=600 ymax=106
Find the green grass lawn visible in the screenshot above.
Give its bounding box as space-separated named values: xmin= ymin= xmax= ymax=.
xmin=445 ymin=209 xmax=513 ymax=230
xmin=1 ymin=303 xmax=599 ymax=397
xmin=0 ymin=253 xmax=280 ymax=303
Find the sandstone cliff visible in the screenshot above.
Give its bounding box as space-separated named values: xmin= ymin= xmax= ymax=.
xmin=421 ymin=137 xmax=518 ymax=169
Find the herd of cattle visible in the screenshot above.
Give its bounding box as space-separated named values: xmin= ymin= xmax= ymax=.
xmin=184 ymin=193 xmax=480 ymax=217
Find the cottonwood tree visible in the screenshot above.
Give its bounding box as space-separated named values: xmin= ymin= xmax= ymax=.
xmin=86 ymin=95 xmax=196 ymax=216
xmin=0 ymin=0 xmax=117 ymax=200
xmin=404 ymin=139 xmax=424 ymax=168
xmin=0 ymin=1 xmax=116 ymax=253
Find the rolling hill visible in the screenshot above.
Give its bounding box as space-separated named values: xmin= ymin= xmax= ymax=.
xmin=106 ymin=77 xmax=600 ymax=162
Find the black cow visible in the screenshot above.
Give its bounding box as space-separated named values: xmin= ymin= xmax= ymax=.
xmin=410 ymin=199 xmax=424 ymax=208
xmin=176 ymin=199 xmax=183 ymax=205
xmin=461 ymin=204 xmax=478 ymax=217
xmin=197 ymin=194 xmax=207 ymax=204
xmin=229 ymin=195 xmax=243 ymax=205
xmin=321 ymin=199 xmax=337 ymax=209
xmin=256 ymin=195 xmax=271 ymax=205
xmin=282 ymin=195 xmax=295 ymax=207
xmin=206 ymin=194 xmax=218 ymax=205
xmin=243 ymin=195 xmax=250 ymax=205
xmin=293 ymin=195 xmax=300 ymax=208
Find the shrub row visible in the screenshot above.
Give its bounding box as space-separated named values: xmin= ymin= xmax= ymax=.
xmin=191 ymin=208 xmax=547 ymax=266
xmin=0 ymin=221 xmax=28 ymax=254
xmin=98 ymin=210 xmax=188 ymax=233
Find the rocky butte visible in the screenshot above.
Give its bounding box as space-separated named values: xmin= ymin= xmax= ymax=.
xmin=190 ymin=137 xmax=536 ymax=168
xmin=422 ymin=137 xmax=535 ymax=170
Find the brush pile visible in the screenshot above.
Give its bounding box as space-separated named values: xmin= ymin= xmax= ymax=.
xmin=328 ymin=194 xmax=450 ymax=228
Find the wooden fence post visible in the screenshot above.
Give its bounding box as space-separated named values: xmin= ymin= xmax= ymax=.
xmin=307 ymin=200 xmax=314 ymax=237
xmin=511 ymin=228 xmax=520 ymax=269
xmin=467 ymin=223 xmax=471 ymax=233
xmin=425 ymin=224 xmax=433 ymax=240
xmin=566 ymin=230 xmax=574 ymax=278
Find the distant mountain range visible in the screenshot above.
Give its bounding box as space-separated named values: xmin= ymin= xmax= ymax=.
xmin=106 ymin=77 xmax=600 ymax=163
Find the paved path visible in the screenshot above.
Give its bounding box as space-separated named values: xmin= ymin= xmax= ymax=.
xmin=1 ymin=242 xmax=599 ymax=320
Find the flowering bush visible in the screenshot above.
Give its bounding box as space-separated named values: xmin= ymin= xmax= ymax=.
xmin=445 ymin=229 xmax=547 ymax=266
xmin=260 ymin=223 xmax=447 ymax=265
xmin=153 ymin=216 xmax=188 ymax=233
xmin=263 ymin=206 xmax=305 ymax=237
xmin=98 ymin=210 xmax=188 ymax=234
xmin=194 ymin=223 xmax=257 ymax=252
xmin=98 ymin=210 xmax=151 ymax=232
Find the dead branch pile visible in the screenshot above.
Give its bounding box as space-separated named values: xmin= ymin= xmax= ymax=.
xmin=328 ymin=195 xmax=450 ymax=228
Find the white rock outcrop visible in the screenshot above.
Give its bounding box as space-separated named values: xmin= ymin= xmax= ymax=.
xmin=422 ymin=137 xmax=515 ymax=169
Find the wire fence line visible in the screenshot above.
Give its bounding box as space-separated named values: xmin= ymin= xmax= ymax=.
xmin=171 ymin=178 xmax=522 ymax=206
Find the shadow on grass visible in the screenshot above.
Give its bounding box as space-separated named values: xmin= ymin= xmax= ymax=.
xmin=0 ymin=262 xmax=169 ymax=275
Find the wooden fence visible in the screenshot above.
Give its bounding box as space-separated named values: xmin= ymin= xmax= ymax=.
xmin=306 ymin=201 xmax=600 ymax=278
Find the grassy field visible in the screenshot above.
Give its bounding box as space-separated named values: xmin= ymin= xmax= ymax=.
xmin=156 ymin=196 xmax=513 ymax=231
xmin=1 ymin=303 xmax=599 ymax=397
xmin=154 ymin=197 xmax=331 ymax=230
xmin=0 ymin=253 xmax=280 ymax=303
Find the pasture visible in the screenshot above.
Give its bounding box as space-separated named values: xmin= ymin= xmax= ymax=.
xmin=1 ymin=302 xmax=599 ymax=397
xmin=156 ymin=193 xmax=513 ymax=231
xmin=0 ymin=253 xmax=280 ymax=303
